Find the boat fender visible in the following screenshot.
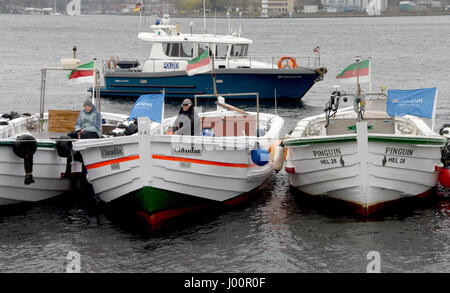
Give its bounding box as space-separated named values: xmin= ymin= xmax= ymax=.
xmin=273 ymin=144 xmax=285 ymax=172
xmin=251 ymin=144 xmax=270 ymax=167
xmin=56 ymin=135 xmax=74 ymax=178
xmin=438 ymin=167 xmax=450 ymax=188
xmin=268 ymin=140 xmax=281 ymax=161
xmin=314 ymin=67 xmax=328 ymax=76
xmin=13 ymin=135 xmax=37 ymax=185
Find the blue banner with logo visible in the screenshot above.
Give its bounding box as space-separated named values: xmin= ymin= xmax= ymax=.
xmin=387 ymin=87 xmax=436 ymax=119
xmin=129 ymin=93 xmax=164 ymax=123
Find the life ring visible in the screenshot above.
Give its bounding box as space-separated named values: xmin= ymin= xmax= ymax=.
xmin=107 ymin=58 xmax=112 ymax=69
xmin=107 ymin=56 xmax=118 ymax=70
xmin=278 ymin=55 xmax=298 ymax=69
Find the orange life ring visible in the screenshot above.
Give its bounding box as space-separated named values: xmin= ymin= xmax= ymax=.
xmin=277 ymin=55 xmax=298 ymax=69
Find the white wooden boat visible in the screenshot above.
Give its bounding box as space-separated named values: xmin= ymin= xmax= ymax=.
xmin=282 ymin=88 xmax=446 ymax=215
xmin=0 ymin=56 xmax=129 ymax=206
xmin=73 ymin=95 xmax=284 ymax=229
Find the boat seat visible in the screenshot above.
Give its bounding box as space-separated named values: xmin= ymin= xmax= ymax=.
xmin=48 ymin=110 xmax=115 ymax=135
xmin=48 ymin=110 xmax=79 ymax=133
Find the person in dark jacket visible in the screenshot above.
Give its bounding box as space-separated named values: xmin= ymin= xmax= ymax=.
xmin=68 ymin=99 xmax=102 ymax=139
xmin=172 ymin=99 xmax=201 ymax=136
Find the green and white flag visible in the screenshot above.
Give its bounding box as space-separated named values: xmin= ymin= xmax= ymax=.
xmin=336 ymin=59 xmax=370 ymax=84
xmin=67 ymin=61 xmax=94 ymax=85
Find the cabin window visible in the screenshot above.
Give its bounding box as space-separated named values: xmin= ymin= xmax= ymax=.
xmin=162 ymin=43 xmax=193 ymax=58
xmin=181 ymin=43 xmax=194 ymax=58
xmin=215 ymin=44 xmax=228 ymax=59
xmin=230 ymin=44 xmax=248 ymax=58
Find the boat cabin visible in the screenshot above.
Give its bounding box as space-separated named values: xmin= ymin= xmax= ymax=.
xmin=135 ymin=22 xmax=256 ymax=72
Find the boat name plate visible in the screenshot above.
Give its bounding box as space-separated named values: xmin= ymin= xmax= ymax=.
xmin=171 ymin=144 xmax=202 ymax=156
xmin=100 ymin=146 xmax=124 ymax=159
xmin=277 ymin=75 xmax=302 ymax=79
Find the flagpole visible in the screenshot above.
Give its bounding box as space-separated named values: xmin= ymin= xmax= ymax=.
xmin=356 ymin=57 xmax=362 ymax=122
xmin=431 ymin=89 xmax=438 ymax=132
xmin=203 ymin=0 xmax=207 ymax=33
xmin=210 ymin=48 xmax=218 ymax=97
xmin=369 ymin=57 xmax=372 ymax=94
xmin=356 ymin=57 xmax=361 ymax=97
xmin=317 ymin=47 xmax=320 ymax=66
xmin=138 ymin=1 xmax=143 ymax=34
xmin=92 ymin=58 xmax=96 ymax=106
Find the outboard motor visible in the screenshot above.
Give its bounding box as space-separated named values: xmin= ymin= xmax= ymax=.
xmin=324 ymin=89 xmax=341 ymax=128
xmin=56 ymin=135 xmax=73 ymax=179
xmin=12 ymin=135 xmax=38 ymax=185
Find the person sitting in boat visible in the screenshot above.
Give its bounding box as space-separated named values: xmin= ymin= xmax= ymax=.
xmin=68 ymin=99 xmax=102 ymax=139
xmin=172 ymin=99 xmax=201 ymax=136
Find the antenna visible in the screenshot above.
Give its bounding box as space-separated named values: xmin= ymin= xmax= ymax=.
xmin=203 ymin=0 xmax=207 ymax=33
xmin=227 ymin=11 xmax=231 ymax=35
xmin=138 ymin=1 xmax=144 ymax=34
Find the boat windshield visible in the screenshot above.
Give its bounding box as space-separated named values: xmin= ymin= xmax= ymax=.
xmin=162 ymin=43 xmax=194 ymax=58
xmin=215 ymin=44 xmax=228 ymax=59
xmin=229 ymin=44 xmax=248 ymax=58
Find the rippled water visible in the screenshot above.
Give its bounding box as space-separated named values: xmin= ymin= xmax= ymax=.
xmin=0 ymin=14 xmax=449 ymax=273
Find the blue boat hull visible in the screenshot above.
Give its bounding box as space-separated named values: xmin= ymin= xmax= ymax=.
xmin=95 ymin=68 xmax=325 ymax=100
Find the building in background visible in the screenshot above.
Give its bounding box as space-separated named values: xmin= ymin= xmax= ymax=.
xmin=265 ymin=0 xmax=295 ymax=16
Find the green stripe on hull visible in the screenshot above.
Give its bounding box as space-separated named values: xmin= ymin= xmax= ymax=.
xmin=0 ymin=141 xmax=56 ymax=149
xmin=284 ymin=135 xmax=445 ymax=147
xmin=134 ymin=186 xmax=212 ymax=215
xmin=283 ymin=136 xmax=356 ymax=146
xmin=368 ymin=136 xmax=446 ymax=146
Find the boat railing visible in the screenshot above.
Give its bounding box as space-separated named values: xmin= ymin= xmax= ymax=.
xmin=101 ymin=55 xmax=321 ymax=73
xmin=246 ymin=55 xmax=321 ymax=68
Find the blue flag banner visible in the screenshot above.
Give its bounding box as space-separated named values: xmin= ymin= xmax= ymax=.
xmin=387 ymin=87 xmax=437 ymax=119
xmin=129 ymin=93 xmax=165 ymax=123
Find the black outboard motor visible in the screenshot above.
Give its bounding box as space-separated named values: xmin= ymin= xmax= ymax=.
xmin=13 ymin=135 xmax=38 ymax=185
xmin=324 ymin=90 xmax=341 ymax=128
xmin=56 ymin=135 xmax=73 ymax=179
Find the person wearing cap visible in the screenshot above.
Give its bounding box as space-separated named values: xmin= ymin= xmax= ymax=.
xmin=172 ymin=99 xmax=201 ymax=136
xmin=67 ymin=99 xmax=102 ymax=139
